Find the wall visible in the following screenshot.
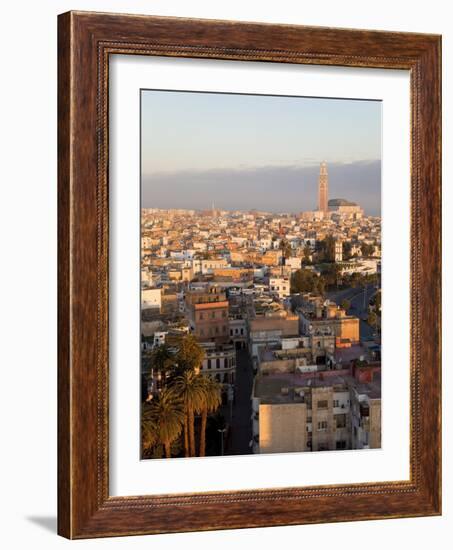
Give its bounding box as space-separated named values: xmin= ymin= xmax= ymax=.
xmin=0 ymin=1 xmax=450 ymax=549
xmin=259 ymin=403 xmax=308 ymax=453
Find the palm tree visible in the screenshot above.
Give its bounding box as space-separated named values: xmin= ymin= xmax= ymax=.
xmin=151 ymin=343 xmax=173 ymax=379
xmin=174 ymin=334 xmax=205 ymax=374
xmin=198 ymin=376 xmax=222 ymax=457
xmin=149 ymin=388 xmax=184 ymax=458
xmin=172 ymin=371 xmax=205 ymax=457
xmin=141 ymin=402 xmax=158 ymax=457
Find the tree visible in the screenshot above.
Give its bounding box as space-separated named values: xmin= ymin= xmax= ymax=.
xmin=148 ymin=388 xmax=184 ymax=458
xmin=367 ymin=311 xmax=377 ymax=328
xmin=172 ymin=370 xmax=206 ymax=457
xmin=324 ymin=235 xmax=336 ymax=262
xmin=374 ymin=290 xmax=381 ymax=312
xmin=174 ymin=334 xmax=205 ymax=374
xmin=342 ymin=241 xmax=353 ymax=260
xmin=141 ymin=402 xmax=158 ymax=457
xmin=302 ymin=243 xmax=312 ymax=265
xmin=198 ymin=376 xmax=222 ymax=457
xmin=361 ymin=242 xmax=374 ymax=257
xmin=291 ymin=269 xmax=322 ymax=294
xmin=341 ymin=299 xmax=351 ymax=311
xmin=150 ymin=343 xmax=173 ymax=378
xmin=279 ymin=238 xmax=292 ymax=260
xmin=322 ymin=263 xmax=343 ymax=289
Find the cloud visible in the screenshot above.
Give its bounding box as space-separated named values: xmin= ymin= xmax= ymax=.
xmin=142 ymin=160 xmax=381 ymax=216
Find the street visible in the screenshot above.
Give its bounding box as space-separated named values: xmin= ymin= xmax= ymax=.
xmin=227 ymin=349 xmax=254 ymax=455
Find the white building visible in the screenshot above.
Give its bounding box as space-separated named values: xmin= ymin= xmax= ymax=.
xmin=141 ymin=268 xmax=153 ymax=288
xmin=340 ymin=258 xmax=379 ymax=275
xmin=141 ymin=288 xmax=162 ymax=311
xmin=229 ymin=318 xmax=247 ymax=349
xmin=334 ymin=241 xmax=343 ymax=262
xmin=200 ymin=343 xmax=236 ymax=385
xmin=153 ymin=331 xmax=168 ymax=347
xmin=269 ymin=277 xmax=291 ymax=299
xmin=201 ymin=258 xmax=229 ymax=275
xmin=285 ymin=257 xmax=302 ymax=271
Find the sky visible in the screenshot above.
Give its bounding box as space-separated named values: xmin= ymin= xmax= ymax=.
xmin=141 ymin=90 xmax=382 ymax=215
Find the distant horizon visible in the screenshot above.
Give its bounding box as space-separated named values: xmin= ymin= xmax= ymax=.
xmin=141 ymin=90 xmax=382 ymax=216
xmin=141 ymin=204 xmax=381 ymax=218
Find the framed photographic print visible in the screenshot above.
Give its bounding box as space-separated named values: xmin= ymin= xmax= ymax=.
xmin=58 ymin=11 xmax=441 ymax=538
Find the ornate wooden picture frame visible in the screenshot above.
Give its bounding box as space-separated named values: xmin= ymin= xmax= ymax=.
xmin=58 ymin=11 xmax=441 ymax=539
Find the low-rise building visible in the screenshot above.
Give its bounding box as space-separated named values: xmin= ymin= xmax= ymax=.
xmin=269 ymin=277 xmax=290 ymax=299
xmin=252 ymin=368 xmax=380 ymax=454
xmin=200 ymin=342 xmax=236 ymax=386
xmin=142 ymin=288 xmax=162 ymax=311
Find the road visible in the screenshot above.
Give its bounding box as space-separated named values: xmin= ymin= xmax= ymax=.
xmin=327 ymin=284 xmax=377 ymax=341
xmin=227 ymin=349 xmax=254 ymax=455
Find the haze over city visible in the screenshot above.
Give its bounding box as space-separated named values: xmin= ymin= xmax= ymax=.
xmin=141 ymin=90 xmax=382 ymax=215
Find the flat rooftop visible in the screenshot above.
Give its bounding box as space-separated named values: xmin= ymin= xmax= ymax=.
xmin=254 ymin=371 xmax=381 ymax=403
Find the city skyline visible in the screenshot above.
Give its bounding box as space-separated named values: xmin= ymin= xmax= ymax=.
xmin=141 ymin=90 xmax=381 ymax=216
xmin=142 ymin=159 xmax=381 ymax=216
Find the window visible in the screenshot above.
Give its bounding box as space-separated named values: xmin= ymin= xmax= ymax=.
xmin=317 ymin=421 xmax=328 ymax=431
xmin=207 ymin=359 xmax=211 ymax=369
xmin=336 ymin=414 xmax=346 ymax=428
xmin=240 ymin=328 xmax=244 ymax=335
xmin=307 ymin=416 xmax=312 ymax=423
xmin=333 ymin=399 xmax=340 ymax=408
xmin=216 ymin=358 xmax=220 ymax=369
xmin=317 ymin=400 xmax=328 ymax=409
xmin=336 ymin=440 xmax=347 ymax=450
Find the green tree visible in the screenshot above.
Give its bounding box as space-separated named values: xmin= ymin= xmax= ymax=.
xmin=302 ymin=243 xmax=312 ymax=265
xmin=172 ymin=370 xmax=206 ymax=457
xmin=141 ymin=402 xmax=158 ymax=457
xmin=374 ymin=290 xmax=381 ymax=312
xmin=148 ymin=388 xmax=184 ymax=458
xmin=150 ymin=343 xmax=173 ymax=377
xmin=279 ymin=238 xmax=292 ymax=260
xmin=367 ymin=311 xmax=377 ymax=328
xmin=198 ymin=376 xmax=222 ymax=457
xmin=342 ymin=241 xmax=353 ymax=260
xmin=291 ymin=269 xmax=320 ymax=294
xmin=361 ymin=242 xmax=374 ymax=257
xmin=322 ymin=263 xmax=343 ymax=289
xmin=324 ymin=235 xmax=336 ymax=262
xmin=174 ymin=334 xmax=205 ymax=374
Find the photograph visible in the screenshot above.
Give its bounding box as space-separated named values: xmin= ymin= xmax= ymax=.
xmin=140 ymin=90 xmax=382 ymax=460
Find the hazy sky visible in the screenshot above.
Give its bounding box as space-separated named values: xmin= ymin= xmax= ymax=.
xmin=141 ymin=90 xmax=382 ymax=215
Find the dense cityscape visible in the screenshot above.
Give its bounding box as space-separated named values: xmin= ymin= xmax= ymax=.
xmin=141 ymin=162 xmax=381 ymax=459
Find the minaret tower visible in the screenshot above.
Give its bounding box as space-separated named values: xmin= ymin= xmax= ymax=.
xmin=318 ymin=161 xmax=329 ymax=213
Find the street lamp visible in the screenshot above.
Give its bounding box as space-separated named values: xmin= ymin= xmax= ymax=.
xmin=217 ymin=427 xmax=226 ymax=456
